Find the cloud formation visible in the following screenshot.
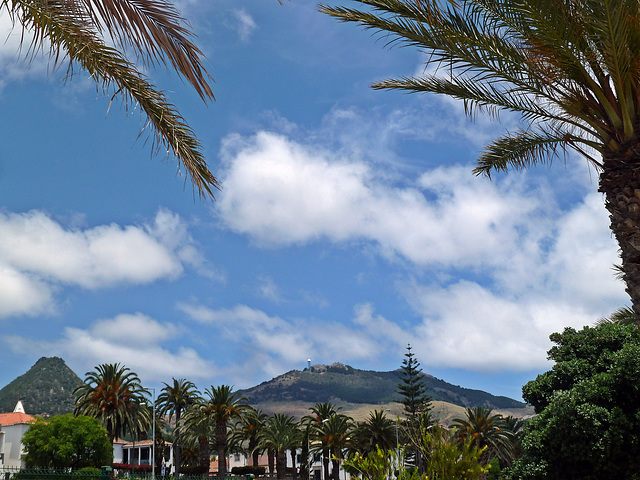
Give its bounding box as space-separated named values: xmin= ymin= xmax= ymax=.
xmin=0 ymin=209 xmax=200 ymax=318
xmin=2 ymin=313 xmax=215 ymax=382
xmin=213 ymin=124 xmax=625 ymax=373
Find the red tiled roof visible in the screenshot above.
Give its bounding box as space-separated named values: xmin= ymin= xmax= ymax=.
xmin=0 ymin=412 xmax=36 ymax=427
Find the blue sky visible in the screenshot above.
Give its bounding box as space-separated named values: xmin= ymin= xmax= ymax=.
xmin=0 ymin=0 xmax=627 ymax=403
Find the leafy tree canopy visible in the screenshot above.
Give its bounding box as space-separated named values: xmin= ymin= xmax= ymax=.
xmin=510 ymin=323 xmax=640 ymax=480
xmin=23 ymin=414 xmax=113 ymax=469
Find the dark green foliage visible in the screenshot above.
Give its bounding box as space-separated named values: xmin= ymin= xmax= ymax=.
xmin=232 ymin=466 xmax=266 ymax=475
xmin=239 ymin=363 xmax=524 ymax=409
xmin=396 ymin=345 xmax=431 ymax=421
xmin=0 ymin=357 xmax=82 ymax=415
xmin=22 ymin=414 xmax=113 ymax=469
xmin=509 ymin=323 xmax=640 ymax=480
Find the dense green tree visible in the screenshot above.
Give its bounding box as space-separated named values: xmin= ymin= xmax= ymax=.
xmin=233 ymin=408 xmax=269 ymax=467
xmin=450 ymin=407 xmax=517 ymax=466
xmin=197 ymin=385 xmax=248 ymax=476
xmin=73 ymin=363 xmax=150 ymax=444
xmin=181 ymin=407 xmax=214 ymax=472
xmin=349 ymin=410 xmax=396 ymax=457
xmin=156 ymin=378 xmax=201 ymax=477
xmin=23 ymin=414 xmax=112 ymax=469
xmin=319 ymin=414 xmax=353 ymax=480
xmin=320 ymin=0 xmax=640 ymax=322
xmin=396 ymin=345 xmax=431 ymax=425
xmin=4 ymin=0 xmax=218 ymax=197
xmin=258 ymin=414 xmax=300 ymax=480
xmin=304 ymin=402 xmax=341 ymax=480
xmin=420 ymin=426 xmax=487 ymax=480
xmin=508 ymin=323 xmax=640 ymax=479
xmin=343 ymin=447 xmax=420 ymax=480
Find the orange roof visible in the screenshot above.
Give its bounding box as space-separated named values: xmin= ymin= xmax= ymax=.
xmin=0 ymin=412 xmax=36 ymax=427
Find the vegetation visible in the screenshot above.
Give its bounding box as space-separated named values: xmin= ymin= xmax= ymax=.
xmin=258 ymin=414 xmax=299 ymax=480
xmin=420 ymin=426 xmax=488 ymax=480
xmin=3 ymin=0 xmax=219 ymax=198
xmin=319 ymin=0 xmax=640 ymax=323
xmin=0 ymin=357 xmax=82 ymax=416
xmin=397 ymin=344 xmax=432 ymax=425
xmin=239 ymin=363 xmax=524 ymax=409
xmin=156 ymin=378 xmax=201 ymax=477
xmin=73 ymin=363 xmax=151 ymax=443
xmin=3 ymin=359 xmax=527 ymax=476
xmin=451 ymin=407 xmax=518 ymax=467
xmin=22 ymin=414 xmax=112 ymax=468
xmin=509 ymin=322 xmax=640 ymax=479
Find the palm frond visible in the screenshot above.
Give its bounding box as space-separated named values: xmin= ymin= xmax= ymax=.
xmin=473 ymin=127 xmax=576 ymax=176
xmin=10 ymin=0 xmax=218 ymax=198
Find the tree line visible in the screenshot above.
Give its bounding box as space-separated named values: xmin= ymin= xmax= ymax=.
xmin=22 ymin=345 xmax=525 ymax=480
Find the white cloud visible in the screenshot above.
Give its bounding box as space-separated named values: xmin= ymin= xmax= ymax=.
xmin=2 ymin=313 xmax=215 ymax=382
xmin=218 ymin=131 xmax=552 ymax=270
xmin=213 ymin=117 xmax=626 ymax=374
xmin=0 ymin=209 xmax=207 ymax=318
xmin=0 ymin=12 xmax=49 ymax=90
xmin=256 ymin=275 xmax=284 ymax=303
xmin=230 ymin=9 xmax=257 ymax=43
xmin=178 ymin=302 xmax=381 ymax=383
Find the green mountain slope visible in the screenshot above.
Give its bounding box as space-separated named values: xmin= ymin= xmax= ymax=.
xmin=238 ymin=362 xmax=524 ymax=409
xmin=0 ymin=357 xmax=82 ymax=416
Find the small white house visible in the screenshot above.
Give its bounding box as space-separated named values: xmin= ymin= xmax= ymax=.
xmin=0 ymin=401 xmax=36 ymax=468
xmin=113 ymin=439 xmax=174 ymax=473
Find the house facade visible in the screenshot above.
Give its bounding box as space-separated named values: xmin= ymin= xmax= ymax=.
xmin=0 ymin=401 xmax=36 ymax=468
xmin=113 ymin=439 xmax=174 ymax=474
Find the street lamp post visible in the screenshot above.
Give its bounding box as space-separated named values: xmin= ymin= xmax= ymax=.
xmin=148 ymin=387 xmax=156 ymax=479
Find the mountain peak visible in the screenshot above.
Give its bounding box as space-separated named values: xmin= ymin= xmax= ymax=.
xmin=0 ymin=357 xmax=82 ymax=416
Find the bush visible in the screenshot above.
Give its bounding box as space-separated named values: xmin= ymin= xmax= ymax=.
xmin=231 ymin=466 xmax=266 ymax=475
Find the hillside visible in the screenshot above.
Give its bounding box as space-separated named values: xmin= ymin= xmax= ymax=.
xmin=238 ymin=362 xmax=525 ymax=411
xmin=0 ymin=357 xmax=82 ymax=416
xmin=0 ymin=358 xmax=528 ymax=419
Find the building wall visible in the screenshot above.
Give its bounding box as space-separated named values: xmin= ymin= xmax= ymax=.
xmin=1 ymin=424 xmax=30 ymax=468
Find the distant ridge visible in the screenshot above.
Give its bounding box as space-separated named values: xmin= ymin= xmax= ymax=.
xmin=0 ymin=358 xmax=525 ymax=418
xmin=238 ymin=362 xmax=525 ymax=410
xmin=0 ymin=357 xmax=82 ymax=416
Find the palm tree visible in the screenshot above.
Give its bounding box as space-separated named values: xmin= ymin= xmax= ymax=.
xmin=319 ymin=414 xmax=353 ymax=480
xmin=234 ymin=408 xmax=269 ymax=467
xmin=350 ymin=410 xmax=396 ymax=457
xmin=320 ymin=0 xmax=640 ymax=323
xmin=181 ymin=405 xmax=215 ymax=472
xmin=199 ymin=385 xmax=249 ymax=476
xmin=156 ymin=378 xmax=201 ymax=477
xmin=450 ymin=407 xmax=517 ymax=466
xmin=73 ymin=363 xmax=151 ymax=444
xmin=4 ymin=0 xmax=218 ymax=197
xmin=304 ymin=403 xmax=341 ymax=480
xmin=259 ymin=414 xmax=300 ymax=480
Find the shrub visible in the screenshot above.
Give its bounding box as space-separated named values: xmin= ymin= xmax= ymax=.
xmin=231 ymin=466 xmax=266 ymax=475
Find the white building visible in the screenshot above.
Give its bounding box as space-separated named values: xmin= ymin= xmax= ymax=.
xmin=113 ymin=439 xmax=174 ymax=473
xmin=0 ymin=401 xmax=36 ymax=468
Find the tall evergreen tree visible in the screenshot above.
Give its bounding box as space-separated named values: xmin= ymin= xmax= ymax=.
xmin=396 ymin=344 xmax=431 ymax=425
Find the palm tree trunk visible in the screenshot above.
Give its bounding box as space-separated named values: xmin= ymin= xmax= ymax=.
xmin=175 ymin=409 xmax=182 ymax=477
xmin=276 ymin=451 xmax=287 ymax=480
xmin=216 ymin=421 xmax=227 ymax=476
xmin=600 ymin=154 xmax=640 ymax=324
xmin=198 ymin=435 xmax=210 ymax=472
xmin=268 ymin=449 xmax=275 ymax=474
xmin=290 ymin=448 xmax=297 ymax=480
xmin=249 ymin=438 xmax=259 ymax=466
xmin=322 ymin=450 xmax=330 ymax=480
xmin=331 ymin=457 xmax=339 ymax=480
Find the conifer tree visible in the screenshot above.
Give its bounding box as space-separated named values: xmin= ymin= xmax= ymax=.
xmin=396 ymin=344 xmax=432 ymax=426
